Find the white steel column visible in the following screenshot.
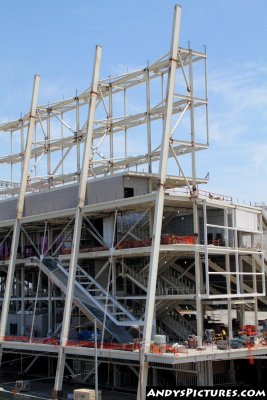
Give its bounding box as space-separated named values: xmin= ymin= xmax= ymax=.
xmin=109 ymin=84 xmax=113 ymax=173
xmin=203 ymin=200 xmax=209 ymax=295
xmin=233 ymin=209 xmax=241 ymax=294
xmin=48 ymin=279 xmax=52 ymax=334
xmin=47 ymin=109 xmax=51 ymax=187
xmin=137 ymin=5 xmax=181 ymax=400
xmin=194 ymin=201 xmax=203 ymax=347
xmin=206 ymin=360 xmax=213 ymax=386
xmin=189 ymin=49 xmax=197 ymax=195
xmin=146 ymin=68 xmax=152 ymax=174
xmin=226 ymin=253 xmax=233 ymax=339
xmin=0 ymin=75 xmax=40 ymax=348
xmin=54 ymin=45 xmax=102 ymax=394
xmin=21 ymin=266 xmax=25 ymax=336
xmin=225 ymin=208 xmax=233 ymax=339
xmin=76 ymin=97 xmax=81 ymax=177
xmin=251 ymin=235 xmax=259 ymax=328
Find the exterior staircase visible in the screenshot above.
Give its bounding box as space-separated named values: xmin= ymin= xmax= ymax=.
xmin=122 ymin=264 xmax=195 ymax=295
xmin=28 ymin=256 xmax=136 ymax=342
xmin=159 ymin=268 xmax=195 ymax=294
xmin=162 ymin=312 xmax=196 ymax=340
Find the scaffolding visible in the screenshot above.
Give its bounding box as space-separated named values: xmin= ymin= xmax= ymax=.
xmin=0 ymin=4 xmax=266 ymax=399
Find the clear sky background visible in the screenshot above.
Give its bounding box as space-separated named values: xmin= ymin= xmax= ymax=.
xmin=1 ymin=0 xmax=267 ymax=204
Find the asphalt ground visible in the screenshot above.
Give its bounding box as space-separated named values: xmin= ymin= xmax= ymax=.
xmin=0 ymin=374 xmax=136 ymax=400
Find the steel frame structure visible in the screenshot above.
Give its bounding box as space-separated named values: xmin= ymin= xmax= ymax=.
xmin=0 ymin=15 xmax=208 ymax=198
xmin=0 ymin=4 xmax=266 ymax=399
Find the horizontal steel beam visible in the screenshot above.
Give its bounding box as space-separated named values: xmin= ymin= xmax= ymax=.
xmin=0 ymin=48 xmax=206 ymax=133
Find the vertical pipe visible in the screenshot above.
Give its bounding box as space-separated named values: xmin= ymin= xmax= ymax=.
xmin=109 ymin=84 xmax=113 ymax=173
xmin=61 ymin=111 xmax=64 ymax=176
xmin=224 ymin=208 xmax=232 ymax=339
xmin=203 ymin=200 xmax=209 ymax=296
xmin=76 ymin=97 xmax=80 ymax=179
xmin=94 ymin=318 xmax=99 ymax=400
xmin=233 ymin=209 xmax=240 ymax=294
xmin=229 ymin=361 xmax=236 ymax=383
xmin=251 ymin=234 xmax=258 ymax=328
xmin=207 ymin=360 xmax=213 ymax=386
xmin=15 ymin=270 xmax=20 ymax=313
xmin=20 ymin=122 xmax=24 ymax=177
xmin=138 ymin=6 xmax=182 ymax=399
xmin=259 ymin=214 xmax=266 ymax=295
xmin=226 ymin=253 xmax=233 ymax=339
xmin=194 ymin=201 xmax=203 ymax=348
xmin=252 ymin=260 xmax=259 ymax=328
xmin=30 ymin=269 xmax=41 ymax=342
xmin=239 ymin=255 xmax=244 ymax=322
xmin=34 ymin=118 xmax=37 ymax=178
xmin=21 ymin=266 xmax=25 ymax=336
xmin=112 ymin=258 xmax=116 ymax=314
xmin=161 ymin=74 xmax=164 ymax=106
xmin=204 ymin=50 xmax=209 ymax=146
xmin=224 ymin=207 xmax=229 ymax=247
xmin=146 ymin=68 xmax=152 ymax=173
xmin=10 ymin=131 xmax=13 ymax=185
xmin=47 ymin=109 xmax=51 ymax=188
xmin=48 ymin=278 xmax=52 ymax=334
xmin=124 ymin=86 xmax=127 ymax=158
xmin=54 ymin=299 xmax=57 ymax=336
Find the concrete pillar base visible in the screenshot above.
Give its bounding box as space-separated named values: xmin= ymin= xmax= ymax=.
xmin=51 ymin=390 xmax=63 ymax=399
xmin=229 ymin=360 xmax=236 ymax=383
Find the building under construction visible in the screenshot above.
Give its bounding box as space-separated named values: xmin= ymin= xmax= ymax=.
xmin=0 ymin=5 xmax=267 ymax=400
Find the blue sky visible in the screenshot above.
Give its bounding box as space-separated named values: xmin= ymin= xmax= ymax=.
xmin=1 ymin=0 xmax=267 ymax=203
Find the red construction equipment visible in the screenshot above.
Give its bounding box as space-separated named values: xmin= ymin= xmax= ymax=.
xmin=238 ymin=325 xmax=257 ymax=336
xmin=161 ymin=235 xmax=196 ymax=245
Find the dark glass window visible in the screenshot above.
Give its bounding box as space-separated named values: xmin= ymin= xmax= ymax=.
xmin=124 ymin=187 xmax=134 ymax=198
xmin=10 ymin=323 xmax=17 ymax=335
